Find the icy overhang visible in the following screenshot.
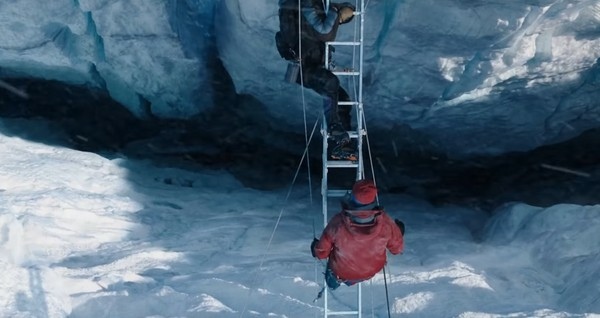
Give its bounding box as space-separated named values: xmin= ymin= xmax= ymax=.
xmin=1 ymin=0 xmax=600 ymax=157
xmin=216 ymin=0 xmax=600 ymax=157
xmin=0 ymin=0 xmax=214 ymax=119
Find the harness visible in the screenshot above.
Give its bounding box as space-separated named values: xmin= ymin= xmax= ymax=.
xmin=344 ymin=208 xmax=382 ymax=226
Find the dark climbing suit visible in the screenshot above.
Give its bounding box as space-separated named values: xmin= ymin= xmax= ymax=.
xmin=285 ymin=0 xmax=352 ymax=131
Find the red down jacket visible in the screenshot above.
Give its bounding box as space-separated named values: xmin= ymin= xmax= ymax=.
xmin=313 ymin=208 xmax=404 ymax=281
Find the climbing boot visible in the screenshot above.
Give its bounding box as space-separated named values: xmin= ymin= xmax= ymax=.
xmin=330 ymin=140 xmax=358 ymax=161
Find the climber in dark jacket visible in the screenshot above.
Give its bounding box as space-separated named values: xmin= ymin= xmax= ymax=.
xmin=277 ymin=0 xmax=356 ymax=159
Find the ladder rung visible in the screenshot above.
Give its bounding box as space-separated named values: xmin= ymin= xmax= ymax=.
xmin=338 ymin=101 xmax=359 ymax=106
xmin=333 ymin=71 xmax=360 ymax=76
xmin=326 ymin=160 xmax=359 ymax=168
xmin=326 ymin=310 xmax=360 ymax=316
xmin=323 ymin=131 xmax=361 ymax=138
xmin=327 ymin=189 xmax=349 ymax=197
xmin=327 ymin=41 xmax=361 ymax=46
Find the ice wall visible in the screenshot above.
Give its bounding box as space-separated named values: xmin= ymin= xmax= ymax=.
xmin=1 ymin=0 xmax=600 ymax=156
xmin=0 ymin=0 xmax=214 ymax=118
xmin=216 ymin=0 xmax=600 ymax=156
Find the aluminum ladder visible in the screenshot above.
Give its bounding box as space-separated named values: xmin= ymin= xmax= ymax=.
xmin=321 ymin=0 xmax=366 ymax=317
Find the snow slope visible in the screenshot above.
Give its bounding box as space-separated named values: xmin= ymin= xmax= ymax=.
xmin=1 ymin=117 xmax=599 ymax=317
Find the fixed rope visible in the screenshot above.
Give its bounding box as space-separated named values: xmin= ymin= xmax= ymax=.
xmin=297 ymin=0 xmax=315 ymax=203
xmin=242 ymin=1 xmax=388 ymax=316
xmin=241 ymin=1 xmax=325 ymax=316
xmin=346 ymin=2 xmax=391 ymax=314
xmin=293 ymin=1 xmax=330 ymax=315
xmin=383 ymin=266 xmax=392 ymax=318
xmin=239 ymin=116 xmax=321 ymax=317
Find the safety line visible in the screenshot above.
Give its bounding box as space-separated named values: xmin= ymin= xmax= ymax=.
xmin=298 ymin=0 xmax=315 ymax=203
xmin=239 ymin=116 xmax=321 ymax=318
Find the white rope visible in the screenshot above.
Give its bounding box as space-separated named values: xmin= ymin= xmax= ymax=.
xmin=298 ymin=0 xmax=314 ymax=203
xmin=346 ymin=0 xmax=377 ymax=188
xmin=240 ymin=2 xmax=319 ymax=315
xmin=262 ymin=117 xmax=320 ymax=266
xmin=239 ymin=116 xmax=321 ymax=318
xmin=243 ymin=1 xmax=381 ymax=316
xmin=369 ymin=280 xmax=375 ymax=318
xmin=362 ymin=111 xmax=379 ymax=205
xmin=297 ymin=4 xmax=327 ymax=317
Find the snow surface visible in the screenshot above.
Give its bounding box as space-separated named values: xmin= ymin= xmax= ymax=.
xmin=1 ymin=118 xmax=599 ymax=317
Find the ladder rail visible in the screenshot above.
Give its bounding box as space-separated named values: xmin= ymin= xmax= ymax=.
xmin=322 ymin=1 xmax=365 ymax=317
xmin=357 ymin=0 xmax=365 ymax=182
xmin=322 ymin=123 xmax=329 ymax=228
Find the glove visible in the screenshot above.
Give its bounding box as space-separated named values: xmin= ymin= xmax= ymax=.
xmin=334 ymin=2 xmax=355 ymax=24
xmin=395 ymin=219 xmax=405 ymax=236
xmin=310 ymin=238 xmax=319 ymax=257
xmin=332 ymin=2 xmax=356 ymax=11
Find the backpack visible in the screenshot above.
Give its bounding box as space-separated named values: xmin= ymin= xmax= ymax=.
xmin=275 ymin=0 xmax=301 ymax=61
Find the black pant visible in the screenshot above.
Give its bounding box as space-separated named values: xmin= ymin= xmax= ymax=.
xmin=324 ymin=264 xmax=362 ymax=290
xmin=297 ymin=65 xmax=351 ymax=131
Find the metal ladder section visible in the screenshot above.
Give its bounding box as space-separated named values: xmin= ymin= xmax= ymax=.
xmin=321 ymin=0 xmax=366 ymax=317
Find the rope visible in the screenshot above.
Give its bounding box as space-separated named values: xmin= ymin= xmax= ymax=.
xmin=242 ymin=3 xmax=322 ymax=316
xmin=350 ymin=5 xmax=391 ymax=315
xmin=295 ymin=1 xmax=327 ymax=314
xmin=369 ymin=280 xmax=375 ymax=317
xmin=239 ymin=117 xmax=321 ymax=318
xmin=346 ymin=0 xmax=379 ymax=203
xmin=326 ymin=2 xmax=386 ymax=316
xmin=294 ymin=1 xmax=332 ymax=315
xmin=382 ymin=266 xmax=392 ymax=318
xmin=297 ymin=0 xmax=314 ymax=204
xmin=362 ymin=111 xmax=379 ymax=206
xmin=242 ymin=1 xmax=383 ymax=316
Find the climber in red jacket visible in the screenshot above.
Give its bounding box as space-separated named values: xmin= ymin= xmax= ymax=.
xmin=311 ymin=179 xmax=405 ymax=289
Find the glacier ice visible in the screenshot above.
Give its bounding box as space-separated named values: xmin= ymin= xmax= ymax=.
xmin=1 ymin=0 xmax=600 ymax=156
